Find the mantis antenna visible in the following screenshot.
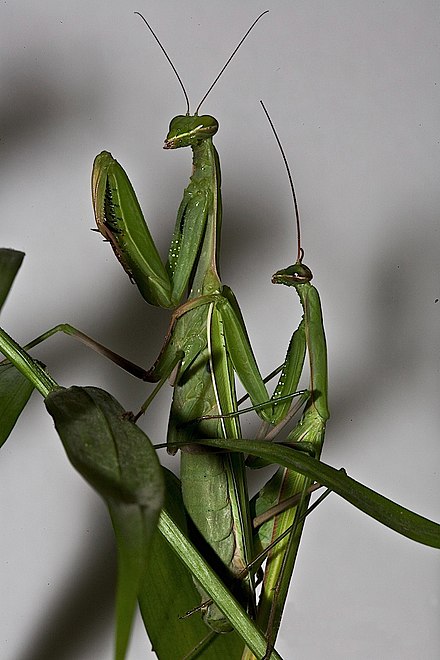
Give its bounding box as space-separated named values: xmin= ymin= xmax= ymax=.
xmin=260 ymin=100 xmax=303 ymax=265
xmin=135 ymin=10 xmax=269 ymax=118
xmin=134 ymin=11 xmax=191 ymax=115
xmin=195 ymin=10 xmax=269 ymax=114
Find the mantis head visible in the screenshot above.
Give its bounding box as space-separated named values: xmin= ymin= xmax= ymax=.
xmin=272 ymin=262 xmax=313 ymax=286
xmin=164 ymin=115 xmax=219 ymax=149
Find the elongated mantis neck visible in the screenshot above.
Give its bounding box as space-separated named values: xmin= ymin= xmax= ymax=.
xmin=188 ymin=137 xmax=223 ymax=299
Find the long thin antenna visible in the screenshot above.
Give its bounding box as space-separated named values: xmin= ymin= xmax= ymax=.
xmin=195 ymin=10 xmax=269 ymax=115
xmin=260 ymin=100 xmax=302 ymax=264
xmin=134 ymin=12 xmax=190 ymax=115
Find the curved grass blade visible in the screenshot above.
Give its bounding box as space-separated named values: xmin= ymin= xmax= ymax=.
xmin=200 ymin=438 xmax=440 ymax=549
xmin=45 ymin=386 xmax=164 ymax=660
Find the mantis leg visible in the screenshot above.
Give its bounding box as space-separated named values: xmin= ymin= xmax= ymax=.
xmin=13 ymin=323 xmax=150 ymax=379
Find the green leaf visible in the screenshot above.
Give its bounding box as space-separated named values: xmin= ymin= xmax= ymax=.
xmin=45 ymin=386 xmax=164 ymax=660
xmin=0 ymin=250 xmax=34 ymax=446
xmin=0 ymin=363 xmax=34 ymax=447
xmin=0 ymin=248 xmax=24 ymax=312
xmin=138 ymin=468 xmax=244 ymax=659
xmin=201 ymin=438 xmax=440 ymax=549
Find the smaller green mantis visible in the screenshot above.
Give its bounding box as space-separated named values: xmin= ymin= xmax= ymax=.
xmin=240 ymin=101 xmax=329 ymax=656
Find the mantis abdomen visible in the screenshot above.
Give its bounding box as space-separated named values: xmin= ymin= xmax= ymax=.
xmin=167 ymin=304 xmax=250 ymax=632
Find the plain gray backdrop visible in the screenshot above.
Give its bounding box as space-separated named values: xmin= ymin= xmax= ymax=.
xmin=0 ymin=1 xmax=439 ymax=658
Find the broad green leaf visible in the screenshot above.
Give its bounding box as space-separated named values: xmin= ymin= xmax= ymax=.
xmin=0 ymin=363 xmax=34 ymax=447
xmin=139 ymin=468 xmax=244 ymax=659
xmin=0 ymin=250 xmax=34 ymax=446
xmin=45 ymin=386 xmax=164 ymax=660
xmin=201 ymin=439 xmax=440 ymax=549
xmin=0 ymin=248 xmax=24 ymax=312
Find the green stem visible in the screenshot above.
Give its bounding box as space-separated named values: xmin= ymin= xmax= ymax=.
xmin=0 ymin=326 xmax=58 ymax=397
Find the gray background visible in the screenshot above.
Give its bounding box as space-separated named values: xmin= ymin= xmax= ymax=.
xmin=1 ymin=1 xmax=439 ymax=658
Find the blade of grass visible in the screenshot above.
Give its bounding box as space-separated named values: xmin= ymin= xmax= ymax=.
xmin=201 ymin=439 xmax=440 ymax=549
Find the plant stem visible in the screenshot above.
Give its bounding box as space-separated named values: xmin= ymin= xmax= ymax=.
xmin=0 ymin=326 xmax=58 ymax=397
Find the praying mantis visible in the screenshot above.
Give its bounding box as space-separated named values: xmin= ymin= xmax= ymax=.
xmin=0 ymin=5 xmax=440 ymax=660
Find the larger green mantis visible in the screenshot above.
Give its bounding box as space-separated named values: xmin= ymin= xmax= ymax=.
xmin=91 ymin=12 xmax=328 ymax=645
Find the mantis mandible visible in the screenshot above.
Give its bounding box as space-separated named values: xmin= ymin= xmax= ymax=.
xmin=91 ymin=11 xmax=329 ymax=644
